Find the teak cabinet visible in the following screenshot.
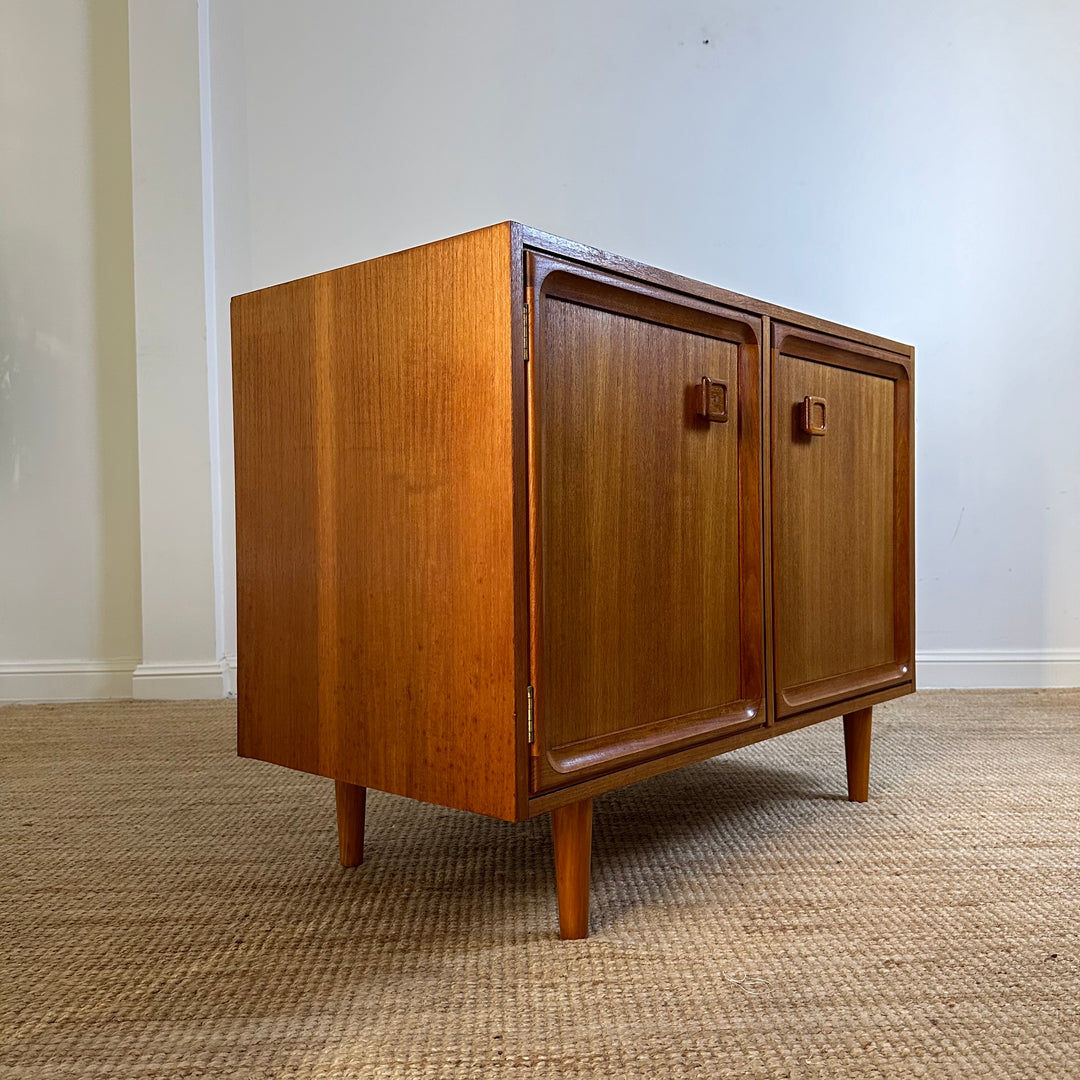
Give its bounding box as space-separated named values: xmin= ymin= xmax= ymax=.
xmin=232 ymin=222 xmax=914 ymax=939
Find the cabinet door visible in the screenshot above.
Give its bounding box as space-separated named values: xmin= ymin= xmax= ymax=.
xmin=527 ymin=254 xmax=765 ymax=793
xmin=771 ymin=325 xmax=914 ymax=718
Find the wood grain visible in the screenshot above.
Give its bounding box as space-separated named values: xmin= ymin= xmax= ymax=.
xmin=232 ymin=278 xmax=320 ymax=771
xmin=843 ymin=708 xmax=873 ymax=802
xmin=335 ymin=781 xmax=366 ymax=866
xmin=541 ymin=304 xmax=740 ymax=733
xmin=233 ymin=220 xmax=915 ymax=874
xmin=232 ymin=223 xmax=522 ymax=821
xmin=802 ymin=396 xmax=827 ymax=435
xmin=528 ymin=256 xmax=764 ymax=792
xmin=771 ymin=325 xmax=913 ymax=717
xmin=509 ymin=225 xmax=531 ymax=818
xmin=551 ymin=797 xmax=593 ymax=939
xmin=760 ymin=315 xmax=776 ymax=727
xmin=527 ymin=680 xmax=912 ymax=817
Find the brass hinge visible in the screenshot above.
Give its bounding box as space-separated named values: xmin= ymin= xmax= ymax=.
xmin=523 ymin=301 xmax=530 ymax=363
xmin=526 ymin=684 xmax=535 ymax=744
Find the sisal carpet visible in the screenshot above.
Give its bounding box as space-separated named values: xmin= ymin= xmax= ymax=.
xmin=1 ymin=690 xmax=1078 ymax=1078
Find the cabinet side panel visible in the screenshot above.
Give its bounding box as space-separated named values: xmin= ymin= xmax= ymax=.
xmin=232 ymin=280 xmax=320 ymax=771
xmin=320 ymin=225 xmax=518 ymax=820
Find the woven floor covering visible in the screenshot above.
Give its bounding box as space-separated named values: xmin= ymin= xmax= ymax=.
xmin=1 ymin=690 xmax=1078 ymax=1079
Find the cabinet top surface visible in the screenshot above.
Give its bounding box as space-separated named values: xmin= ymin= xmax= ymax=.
xmin=234 ymin=220 xmax=914 ymax=359
xmin=515 ymin=223 xmax=913 ymax=358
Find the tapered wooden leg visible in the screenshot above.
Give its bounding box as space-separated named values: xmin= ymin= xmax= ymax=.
xmin=335 ymin=781 xmax=366 ymax=866
xmin=843 ymin=707 xmax=873 ymax=802
xmin=551 ymin=797 xmax=593 ymax=940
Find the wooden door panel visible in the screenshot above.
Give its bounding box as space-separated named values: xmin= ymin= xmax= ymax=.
xmin=529 ymin=256 xmax=765 ymax=792
xmin=771 ymin=327 xmax=913 ymax=716
xmin=542 ymin=302 xmax=742 ymax=737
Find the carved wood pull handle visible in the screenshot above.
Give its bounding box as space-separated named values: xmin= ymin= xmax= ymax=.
xmin=697 ymin=377 xmax=728 ymax=423
xmin=802 ymin=396 xmax=827 ymax=436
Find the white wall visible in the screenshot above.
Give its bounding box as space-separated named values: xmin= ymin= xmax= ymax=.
xmin=2 ymin=0 xmax=1077 ymax=698
xmin=127 ymin=0 xmax=226 ymax=698
xmin=0 ymin=0 xmax=142 ymax=699
xmin=0 ymin=0 xmax=229 ymax=702
xmin=209 ymin=0 xmax=1080 ymax=688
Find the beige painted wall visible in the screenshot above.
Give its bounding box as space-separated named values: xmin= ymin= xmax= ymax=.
xmin=0 ymin=0 xmax=141 ymax=698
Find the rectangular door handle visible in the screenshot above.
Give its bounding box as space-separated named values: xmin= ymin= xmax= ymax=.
xmin=697 ymin=377 xmax=728 ymax=423
xmin=802 ymin=396 xmax=827 ymax=435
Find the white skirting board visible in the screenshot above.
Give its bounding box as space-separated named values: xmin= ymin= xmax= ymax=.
xmin=0 ymin=659 xmax=139 ymax=703
xmin=916 ymin=650 xmax=1080 ymax=689
xmin=2 ymin=654 xmax=1075 ymax=702
xmin=0 ymin=657 xmax=238 ymax=702
xmin=132 ymin=659 xmax=236 ymax=700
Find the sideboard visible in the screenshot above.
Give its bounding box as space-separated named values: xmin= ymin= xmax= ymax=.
xmin=231 ymin=222 xmax=914 ymax=939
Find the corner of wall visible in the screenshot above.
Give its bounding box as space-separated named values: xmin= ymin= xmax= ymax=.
xmin=131 ymin=658 xmax=232 ymax=700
